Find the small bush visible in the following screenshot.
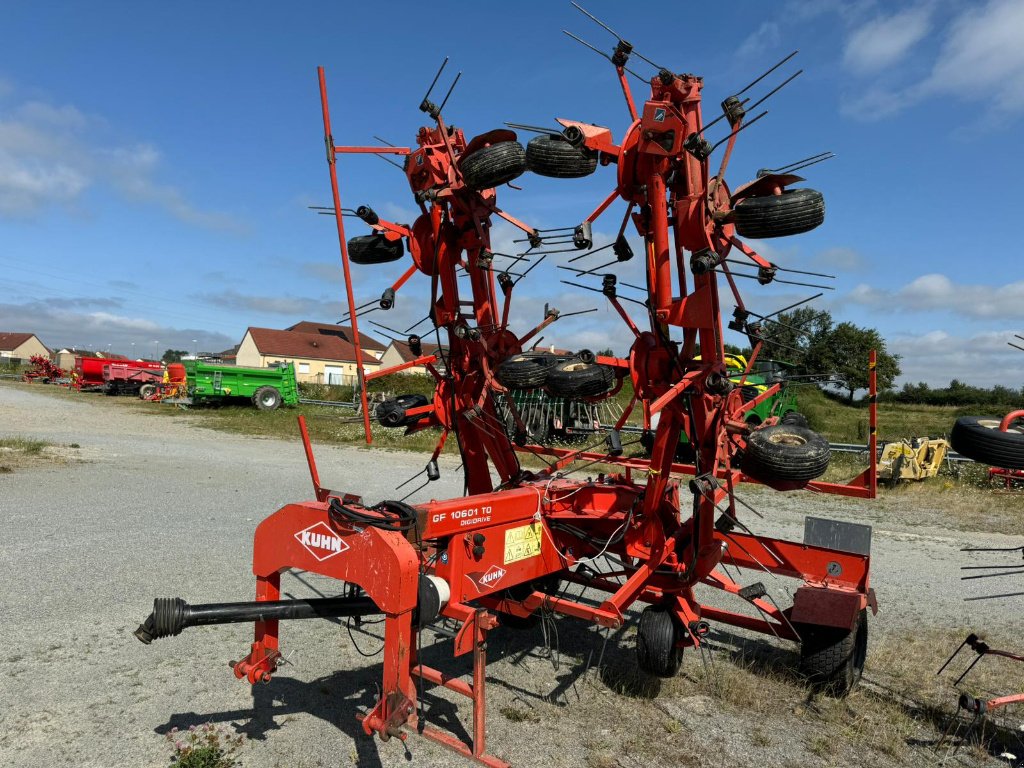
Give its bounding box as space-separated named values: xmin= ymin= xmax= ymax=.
xmin=166 ymin=723 xmax=244 ymax=768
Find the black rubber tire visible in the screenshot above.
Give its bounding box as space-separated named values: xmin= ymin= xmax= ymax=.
xmin=546 ymin=359 xmax=615 ymax=398
xmin=138 ymin=383 xmax=157 ymax=400
xmin=347 ymin=234 xmax=404 ymax=265
xmin=253 ymin=386 xmax=282 ymax=411
xmin=636 ymin=606 xmax=683 ymax=678
xmin=375 ymin=394 xmax=429 ymax=427
xmin=950 ymin=416 xmax=1024 ymax=469
xmin=525 ymin=135 xmax=598 ymax=178
xmin=742 ymin=424 xmax=830 ymax=482
xmin=497 ymin=353 xmax=558 ymax=391
xmin=798 ymin=609 xmax=868 ymax=696
xmin=887 ymin=453 xmax=904 ymax=489
xmin=734 ymin=188 xmax=825 ymax=239
xmin=780 ymin=411 xmax=809 ymax=429
xmin=460 ymin=140 xmax=527 ymax=191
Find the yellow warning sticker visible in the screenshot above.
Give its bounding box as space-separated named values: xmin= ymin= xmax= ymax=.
xmin=504 ymin=523 xmax=542 ymax=564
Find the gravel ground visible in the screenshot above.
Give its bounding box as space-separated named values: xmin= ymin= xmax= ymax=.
xmin=2 ymin=384 xmax=1021 ymax=768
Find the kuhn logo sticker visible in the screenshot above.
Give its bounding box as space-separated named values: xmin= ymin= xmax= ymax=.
xmin=295 ymin=522 xmax=350 ymax=561
xmin=654 ymin=107 xmax=666 ymax=122
xmin=466 ymin=565 xmax=507 ymax=592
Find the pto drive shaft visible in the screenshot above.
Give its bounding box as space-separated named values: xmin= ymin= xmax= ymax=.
xmin=134 ymin=595 xmax=381 ymax=644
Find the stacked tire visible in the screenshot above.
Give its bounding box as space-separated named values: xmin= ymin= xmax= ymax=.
xmin=496 ymin=351 xmax=615 ymax=398
xmin=741 ymin=423 xmax=831 ymax=486
xmin=950 ymin=416 xmax=1024 ymax=469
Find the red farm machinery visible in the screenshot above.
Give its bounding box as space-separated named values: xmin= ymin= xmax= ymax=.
xmin=136 ymin=9 xmax=879 ymax=766
xmin=22 ymin=355 xmax=65 ymax=383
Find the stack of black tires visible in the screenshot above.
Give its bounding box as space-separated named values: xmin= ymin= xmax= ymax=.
xmin=496 ymin=350 xmax=614 ymax=399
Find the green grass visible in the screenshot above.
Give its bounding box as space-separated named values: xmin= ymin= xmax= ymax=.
xmin=0 ymin=436 xmax=50 ymax=455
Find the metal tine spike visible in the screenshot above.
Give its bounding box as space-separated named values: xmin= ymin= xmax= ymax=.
xmin=421 ymin=57 xmax=449 ymax=105
xmin=570 ymin=1 xmax=666 ymax=71
xmin=759 ymin=293 xmax=823 ymax=321
xmin=403 ymin=314 xmax=431 ymax=334
xmin=727 ymin=270 xmax=835 ymax=291
xmin=310 ymin=205 xmax=359 ymax=215
xmin=505 ymin=121 xmax=563 ymax=137
xmin=567 ymin=241 xmax=616 ymax=262
xmin=1015 ymin=334 xmax=1024 ymax=342
xmin=746 ymin=70 xmax=803 ymax=112
xmin=708 ymin=111 xmax=768 ymax=154
xmin=1009 ymin=341 xmax=1024 ymax=353
xmin=560 ymin=279 xmax=647 ymax=307
xmin=722 ymin=259 xmax=835 ymax=280
xmin=369 ymin=319 xmax=408 ymax=337
xmin=735 ymin=50 xmax=798 ymax=97
xmin=562 ymin=30 xmax=646 ymax=80
xmin=436 ymin=71 xmax=462 ymax=115
xmin=375 ymin=154 xmax=405 ymax=171
xmin=760 ymin=151 xmax=834 ymax=176
xmin=373 ymin=135 xmax=397 ymax=147
xmin=513 ymin=254 xmax=548 ymax=286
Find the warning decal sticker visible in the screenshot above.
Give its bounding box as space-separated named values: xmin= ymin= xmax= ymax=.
xmin=504 ymin=522 xmax=542 ymax=564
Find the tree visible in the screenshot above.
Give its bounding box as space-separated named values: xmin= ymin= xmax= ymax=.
xmin=758 ymin=308 xmax=833 ymax=367
xmin=816 ymin=322 xmax=900 ymax=401
xmin=162 ymin=349 xmax=188 ymax=363
xmin=596 ymin=347 xmax=615 ymax=357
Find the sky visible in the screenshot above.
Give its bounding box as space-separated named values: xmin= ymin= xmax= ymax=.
xmin=2 ymin=0 xmax=1023 ymax=386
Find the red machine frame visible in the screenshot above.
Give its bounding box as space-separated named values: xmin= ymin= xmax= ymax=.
xmin=142 ymin=29 xmax=879 ymax=768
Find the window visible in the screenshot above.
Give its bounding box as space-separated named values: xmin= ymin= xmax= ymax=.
xmin=298 ymin=362 xmax=310 ymax=374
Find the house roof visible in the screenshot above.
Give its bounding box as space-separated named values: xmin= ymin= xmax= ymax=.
xmin=246 ymin=327 xmax=379 ymax=365
xmin=285 ymin=320 xmax=386 ymax=352
xmin=387 ymin=339 xmax=447 ymax=364
xmin=0 ymin=332 xmax=46 ymax=353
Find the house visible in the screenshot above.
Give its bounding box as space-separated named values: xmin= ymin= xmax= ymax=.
xmin=0 ymin=332 xmax=51 ymax=362
xmin=284 ymin=321 xmax=387 ymax=360
xmin=235 ymin=327 xmax=381 ymax=385
xmin=380 ymin=339 xmax=449 ymax=375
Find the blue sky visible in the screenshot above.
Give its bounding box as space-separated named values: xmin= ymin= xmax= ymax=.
xmin=2 ymin=0 xmax=1023 ymax=385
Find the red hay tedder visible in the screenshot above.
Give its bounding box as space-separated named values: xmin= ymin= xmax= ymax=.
xmin=22 ymin=355 xmax=64 ymax=383
xmin=136 ymin=10 xmax=879 ymax=766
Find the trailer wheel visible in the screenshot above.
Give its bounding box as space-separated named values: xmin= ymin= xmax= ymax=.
xmin=253 ymin=386 xmax=283 ymax=411
xmin=798 ymin=609 xmax=868 ymax=696
xmin=734 ymin=188 xmax=825 ymax=239
xmin=636 ymin=605 xmax=683 ymax=677
xmin=347 ymin=234 xmax=404 ymax=265
xmin=547 ymin=359 xmax=615 ymax=398
xmin=138 ymin=384 xmax=157 ymax=400
xmin=780 ymin=411 xmax=809 ymax=429
xmin=950 ymin=416 xmax=1024 ymax=469
xmin=497 ymin=353 xmax=558 ymax=390
xmin=525 ymin=135 xmax=598 ymax=178
xmin=459 ymin=140 xmax=527 ymax=191
xmin=742 ymin=424 xmax=830 ymax=483
xmin=104 ymin=383 xmax=119 ymax=396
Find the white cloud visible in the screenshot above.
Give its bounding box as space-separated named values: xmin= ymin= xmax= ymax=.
xmin=890 ymin=329 xmax=1024 ymax=387
xmin=0 ymin=82 xmax=242 ymax=229
xmin=195 ymin=289 xmax=343 ymax=318
xmin=737 ymin=22 xmax=782 ymax=59
xmin=842 ymin=6 xmax=932 ymax=74
xmin=843 ymin=0 xmax=1024 ymax=121
xmin=848 ymin=273 xmax=1024 ymax=319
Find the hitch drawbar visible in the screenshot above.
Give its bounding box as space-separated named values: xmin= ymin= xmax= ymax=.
xmin=134 ymin=575 xmax=449 ymax=644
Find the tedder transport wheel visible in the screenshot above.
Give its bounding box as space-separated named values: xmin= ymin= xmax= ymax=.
xmin=780 ymin=411 xmax=809 ymax=429
xmin=636 ymin=605 xmax=683 ymax=677
xmin=459 ymin=140 xmax=527 ymax=191
xmin=547 ymin=359 xmax=615 ymax=398
xmin=252 ymin=386 xmax=283 ymax=411
xmin=497 ymin=352 xmax=559 ymax=390
xmin=950 ymin=416 xmax=1024 ymax=469
xmin=734 ymin=188 xmax=825 ymax=239
xmin=525 ymin=135 xmax=598 ymax=178
xmin=742 ymin=424 xmax=830 ymax=483
xmin=798 ymin=609 xmax=868 ymax=696
xmin=138 ymin=384 xmax=157 ymax=400
xmin=347 ymin=234 xmax=404 ymax=265
xmin=375 ymin=394 xmax=429 ymax=428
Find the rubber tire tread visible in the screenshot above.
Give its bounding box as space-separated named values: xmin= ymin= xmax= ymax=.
xmin=460 ymin=141 xmax=527 ymax=191
xmin=347 ymin=234 xmax=404 ymax=265
xmin=547 ymin=359 xmax=615 ymax=398
xmin=138 ymin=384 xmax=157 ymax=400
xmin=780 ymin=411 xmax=809 ymax=429
xmin=497 ymin=353 xmax=558 ymax=390
xmin=636 ymin=606 xmax=682 ymax=678
xmin=798 ymin=609 xmax=867 ymax=696
xmin=742 ymin=424 xmax=830 ymax=482
xmin=734 ymin=188 xmax=825 ymax=239
xmin=253 ymin=386 xmax=282 ymax=411
xmin=525 ymin=135 xmax=598 ymax=178
xmin=950 ymin=416 xmax=1024 ymax=469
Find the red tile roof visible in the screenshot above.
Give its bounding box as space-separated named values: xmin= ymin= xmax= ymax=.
xmin=0 ymin=332 xmax=49 ymax=353
xmin=285 ymin=320 xmax=386 ymax=352
xmin=388 ymin=339 xmax=447 ymax=364
xmin=247 ymin=327 xmax=379 ymax=364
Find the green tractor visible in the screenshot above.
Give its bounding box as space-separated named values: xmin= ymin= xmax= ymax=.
xmin=643 ymin=355 xmax=804 ymax=458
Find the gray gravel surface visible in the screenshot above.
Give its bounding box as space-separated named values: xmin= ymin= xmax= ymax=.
xmin=2 ymin=384 xmax=1021 ymax=768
